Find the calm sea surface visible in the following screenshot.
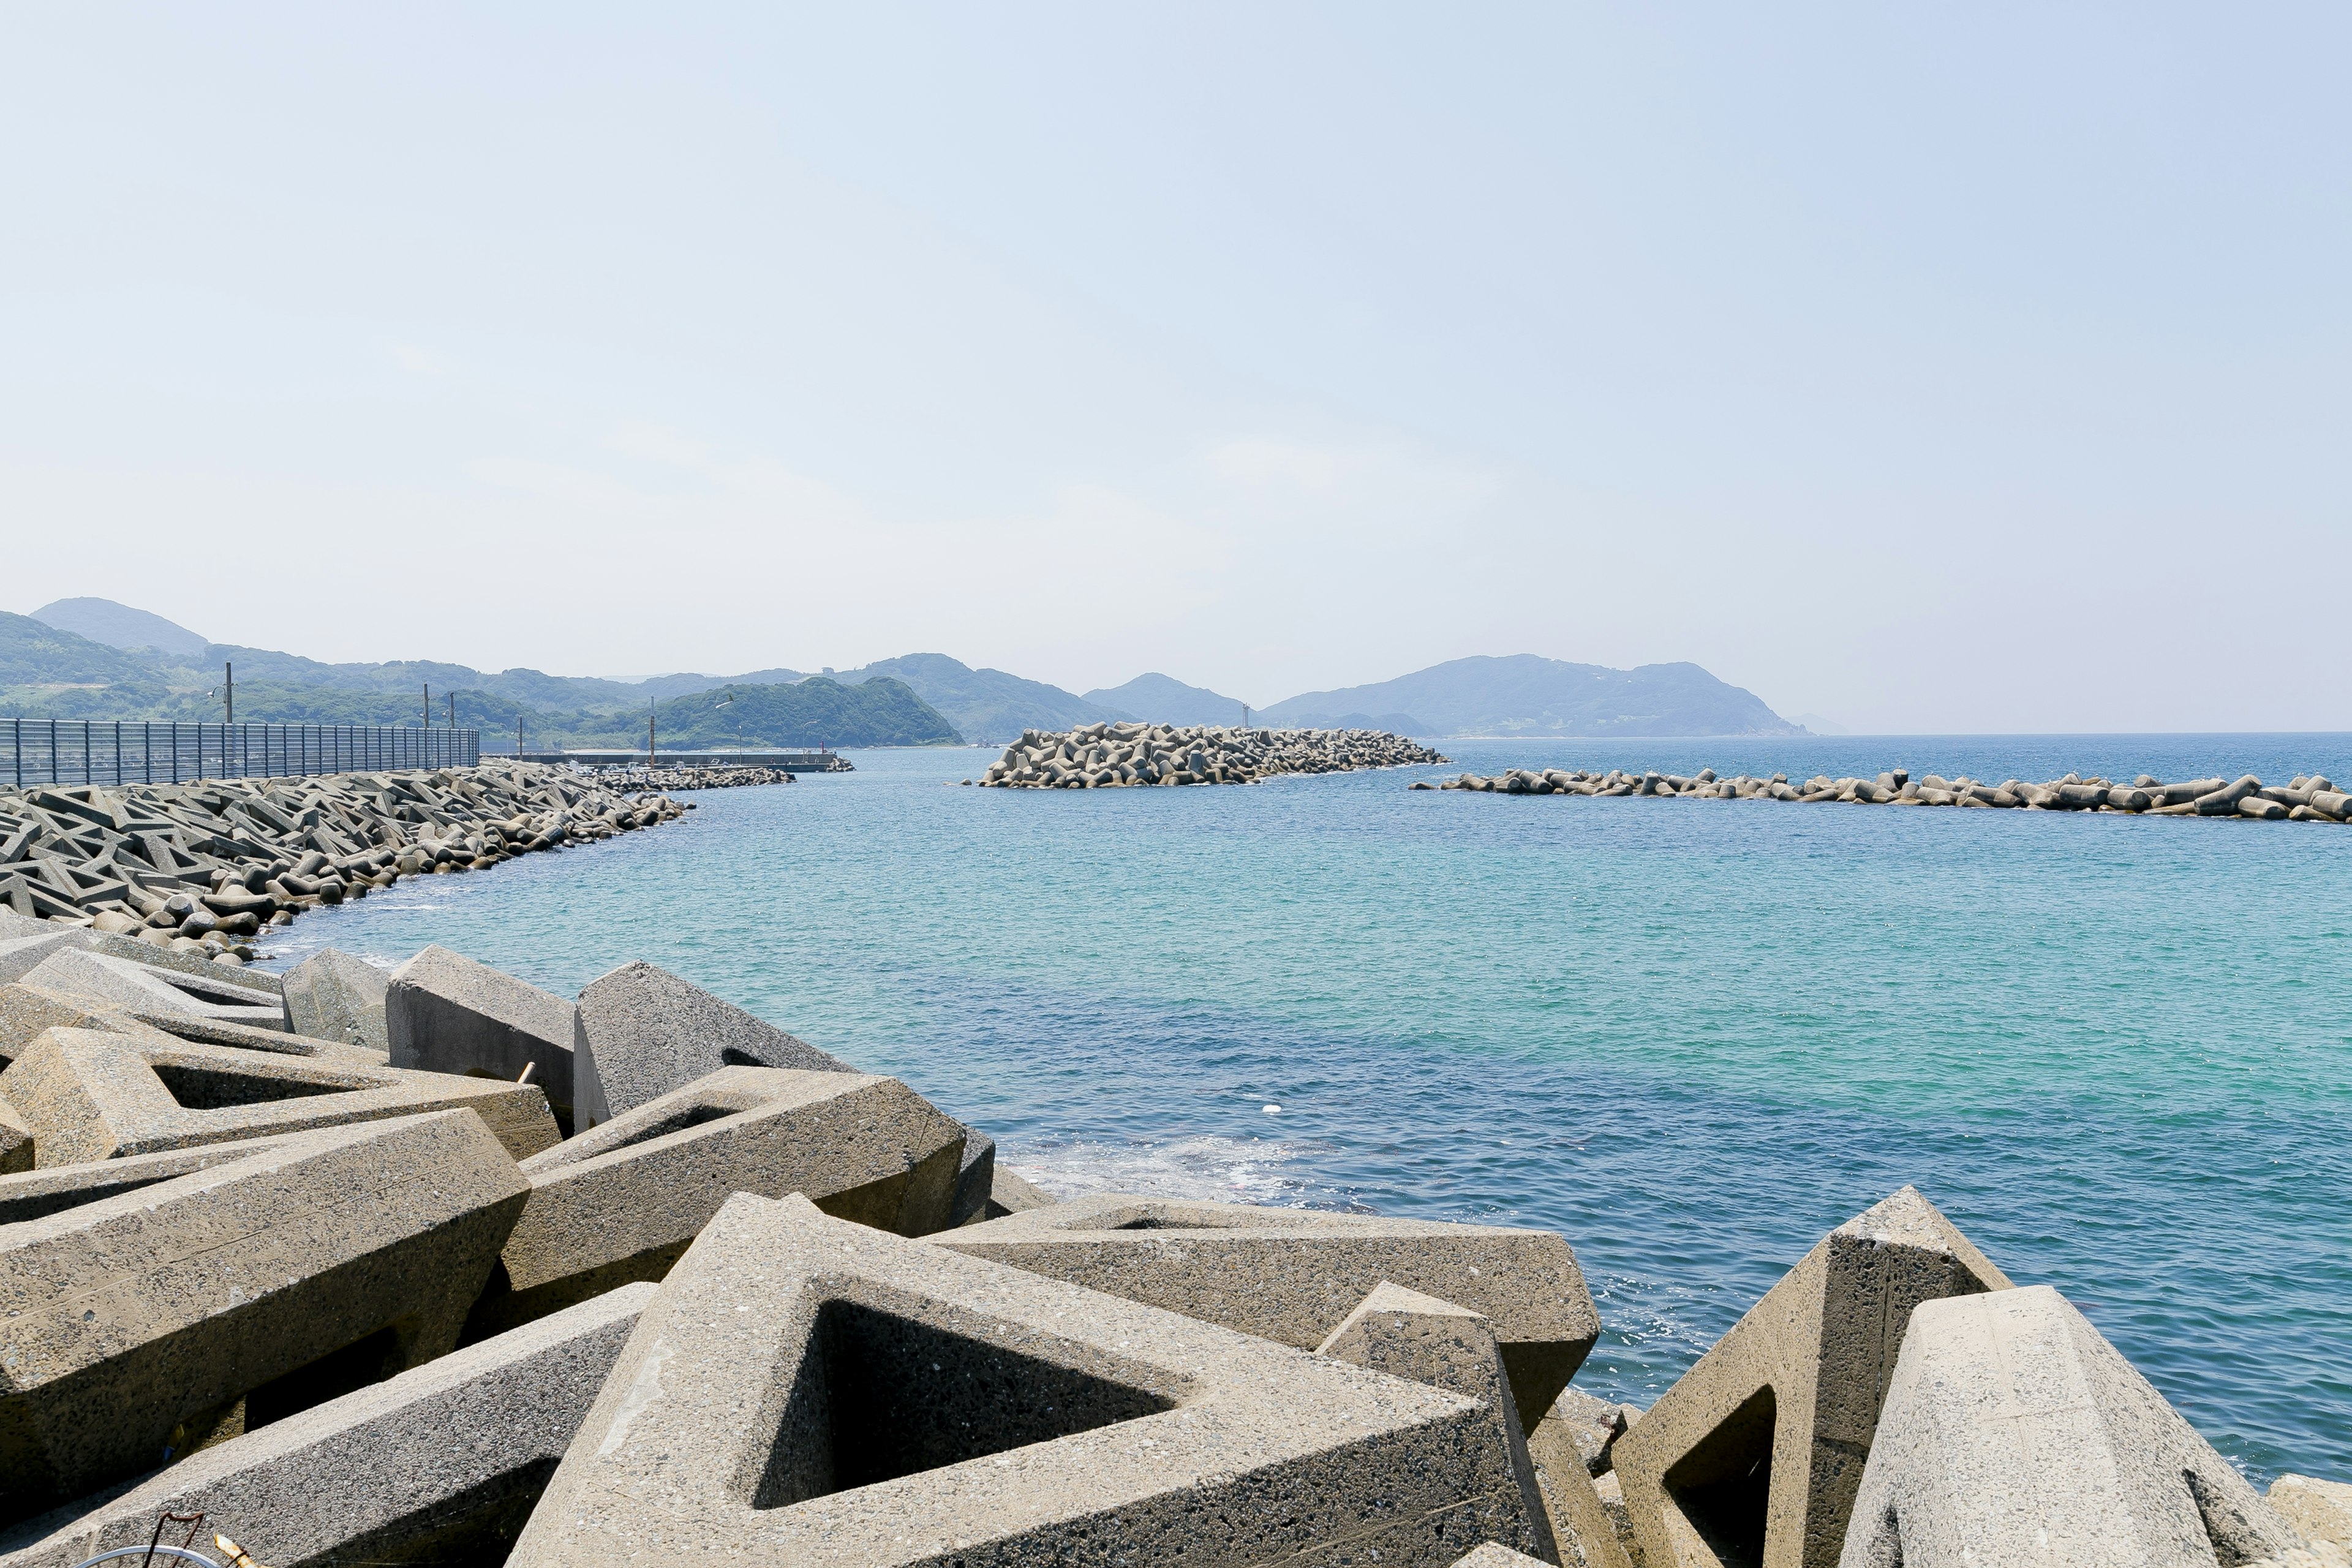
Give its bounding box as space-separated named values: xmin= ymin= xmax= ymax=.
xmin=261 ymin=735 xmax=2352 ymax=1482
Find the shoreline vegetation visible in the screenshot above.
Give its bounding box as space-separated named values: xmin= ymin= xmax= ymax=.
xmin=970 ymin=722 xmax=1445 ymax=788
xmin=1427 ymin=764 xmax=2352 ymax=821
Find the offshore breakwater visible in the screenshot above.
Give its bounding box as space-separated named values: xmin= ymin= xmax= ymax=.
xmin=975 ymin=721 xmax=1445 ymax=787
xmin=1428 ymin=763 xmax=2352 ymax=821
xmin=0 ymin=763 xmax=754 ymax=963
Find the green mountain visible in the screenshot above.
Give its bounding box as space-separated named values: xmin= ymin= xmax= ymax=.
xmin=652 ymin=679 xmax=957 ymax=748
xmin=834 ymin=653 xmax=1118 ymax=743
xmin=0 ymin=612 xmax=163 ymax=686
xmin=1261 ymin=655 xmax=1805 ymax=738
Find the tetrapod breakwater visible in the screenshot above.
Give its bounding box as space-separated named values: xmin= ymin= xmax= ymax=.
xmin=974 ymin=722 xmax=1446 ymax=787
xmin=1423 ymin=764 xmax=2352 ymax=821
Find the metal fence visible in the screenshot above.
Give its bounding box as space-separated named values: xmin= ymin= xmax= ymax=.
xmin=4 ymin=720 xmax=480 ymax=788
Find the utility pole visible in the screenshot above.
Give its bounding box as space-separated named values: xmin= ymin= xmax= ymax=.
xmin=447 ymin=692 xmax=455 ymax=729
xmin=648 ymin=700 xmax=657 ymax=769
xmin=423 ymin=683 xmax=429 ymax=728
xmin=517 ymin=712 xmax=524 ymax=758
xmin=224 ymin=662 xmax=233 ymax=725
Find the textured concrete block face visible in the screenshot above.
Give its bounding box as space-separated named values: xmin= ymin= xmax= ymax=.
xmin=281 ymin=948 xmax=390 ymax=1053
xmin=0 ymin=1091 xmax=29 ymax=1174
xmin=1612 ymin=1188 xmax=2011 ymax=1568
xmin=1838 ymin=1286 xmax=2303 ymax=1568
xmin=0 ymin=1140 xmax=296 ymax=1226
xmin=570 ymin=960 xmax=852 ymax=1128
xmin=0 ymin=934 xmax=88 ymax=989
xmin=468 ymin=1066 xmax=965 ymax=1336
xmin=1317 ymin=1283 xmax=1559 ymax=1562
xmin=18 ymin=949 xmax=287 ymax=1032
xmin=1453 ymin=1548 xmax=1551 ymax=1567
xmin=0 ymin=1283 xmax=654 ymax=1568
xmin=0 ymin=1111 xmax=528 ymax=1529
xmin=2269 ymin=1476 xmax=2352 ymax=1548
xmin=513 ymin=1193 xmax=1543 ymax=1568
xmin=1526 ymin=1389 xmax=1640 ymax=1568
xmin=935 ymin=1192 xmax=1600 ymax=1431
xmin=386 ymin=944 xmax=578 ymax=1127
xmin=0 ymin=1026 xmax=559 ymax=1166
xmin=983 ymin=1162 xmax=1058 ymax=1218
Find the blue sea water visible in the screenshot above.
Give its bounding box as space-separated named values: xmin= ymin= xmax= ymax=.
xmin=261 ymin=736 xmax=2352 ymax=1483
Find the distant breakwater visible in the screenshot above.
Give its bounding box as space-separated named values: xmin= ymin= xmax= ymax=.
xmin=578 ymin=764 xmax=804 ymax=791
xmin=972 ymin=722 xmax=1446 ymax=788
xmin=1423 ymin=764 xmax=2352 ymax=821
xmin=0 ymin=763 xmax=699 ymax=963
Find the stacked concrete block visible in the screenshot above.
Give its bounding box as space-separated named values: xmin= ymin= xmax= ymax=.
xmin=0 ymin=1111 xmax=527 ymax=1528
xmin=935 ymin=1191 xmax=1600 ymax=1430
xmin=1317 ymin=1281 xmax=1561 ymax=1562
xmin=0 ymin=932 xmax=87 ymax=988
xmin=1523 ymin=1390 xmax=1642 ymax=1568
xmin=0 ymin=984 xmax=377 ymax=1074
xmin=386 ymin=944 xmax=580 ymax=1131
xmin=1838 ymin=1285 xmax=2304 ymax=1568
xmin=1611 ymin=1187 xmax=2010 ymax=1568
xmin=981 ymin=1162 xmax=1058 ymax=1218
xmin=279 ymin=948 xmax=390 ymax=1054
xmin=2269 ymin=1477 xmax=2352 ymax=1551
xmin=1 ymin=1026 xmax=559 ymax=1165
xmin=0 ymin=1139 xmax=301 ymax=1225
xmin=570 ymin=960 xmax=852 ymax=1123
xmin=466 ymin=1066 xmax=967 ymax=1337
xmin=17 ymin=948 xmax=287 ymax=1032
xmin=0 ymin=1283 xmax=654 ymax=1568
xmin=511 ymin=1191 xmax=1547 ymax=1568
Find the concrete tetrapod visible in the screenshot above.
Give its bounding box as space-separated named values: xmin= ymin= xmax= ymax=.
xmin=465 ymin=1066 xmax=966 ymax=1338
xmin=571 ymin=960 xmax=998 ymax=1225
xmin=1453 ymin=1549 xmax=1551 ymax=1567
xmin=511 ymin=1192 xmax=1545 ymax=1568
xmin=2267 ymin=1477 xmax=2352 ymax=1552
xmin=1610 ymin=1187 xmax=2011 ymax=1568
xmin=0 ymin=1025 xmax=559 ymax=1166
xmin=17 ymin=949 xmax=287 ymax=1033
xmin=386 ymin=944 xmax=579 ymax=1131
xmin=934 ymin=1192 xmax=1600 ymax=1431
xmin=0 ymin=1283 xmax=654 ymax=1568
xmin=279 ymin=948 xmax=390 ymax=1054
xmin=0 ymin=984 xmax=382 ymax=1077
xmin=0 ymin=1110 xmax=527 ymax=1529
xmin=1838 ymin=1285 xmax=2304 ymax=1568
xmin=1316 ymin=1282 xmax=1561 ymax=1562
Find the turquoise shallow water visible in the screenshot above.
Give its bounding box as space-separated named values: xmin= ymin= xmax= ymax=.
xmin=262 ymin=736 xmax=2352 ymax=1483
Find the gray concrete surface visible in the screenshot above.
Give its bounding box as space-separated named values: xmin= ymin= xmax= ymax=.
xmin=386 ymin=944 xmax=578 ymax=1130
xmin=17 ymin=949 xmax=287 ymax=1032
xmin=1839 ymin=1285 xmax=2304 ymax=1568
xmin=0 ymin=1111 xmax=527 ymax=1529
xmin=0 ymin=1025 xmax=559 ymax=1166
xmin=1317 ymin=1282 xmax=1559 ymax=1562
xmin=0 ymin=1283 xmax=652 ymax=1568
xmin=1611 ymin=1186 xmax=2011 ymax=1568
xmin=279 ymin=948 xmax=390 ymax=1054
xmin=934 ymin=1191 xmax=1600 ymax=1431
xmin=467 ymin=1066 xmax=965 ymax=1338
xmin=512 ymin=1191 xmax=1545 ymax=1568
xmin=570 ymin=960 xmax=851 ymax=1126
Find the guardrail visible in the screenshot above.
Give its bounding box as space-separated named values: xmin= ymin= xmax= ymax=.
xmin=4 ymin=720 xmax=480 ymax=788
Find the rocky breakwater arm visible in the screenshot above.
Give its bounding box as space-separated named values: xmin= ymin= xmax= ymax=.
xmin=0 ymin=763 xmax=692 ymax=963
xmin=973 ymin=720 xmax=1446 ymax=787
xmin=1422 ymin=765 xmax=2352 ymax=821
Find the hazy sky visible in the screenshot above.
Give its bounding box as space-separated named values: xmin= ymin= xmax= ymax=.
xmin=6 ymin=7 xmax=2346 ymax=731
